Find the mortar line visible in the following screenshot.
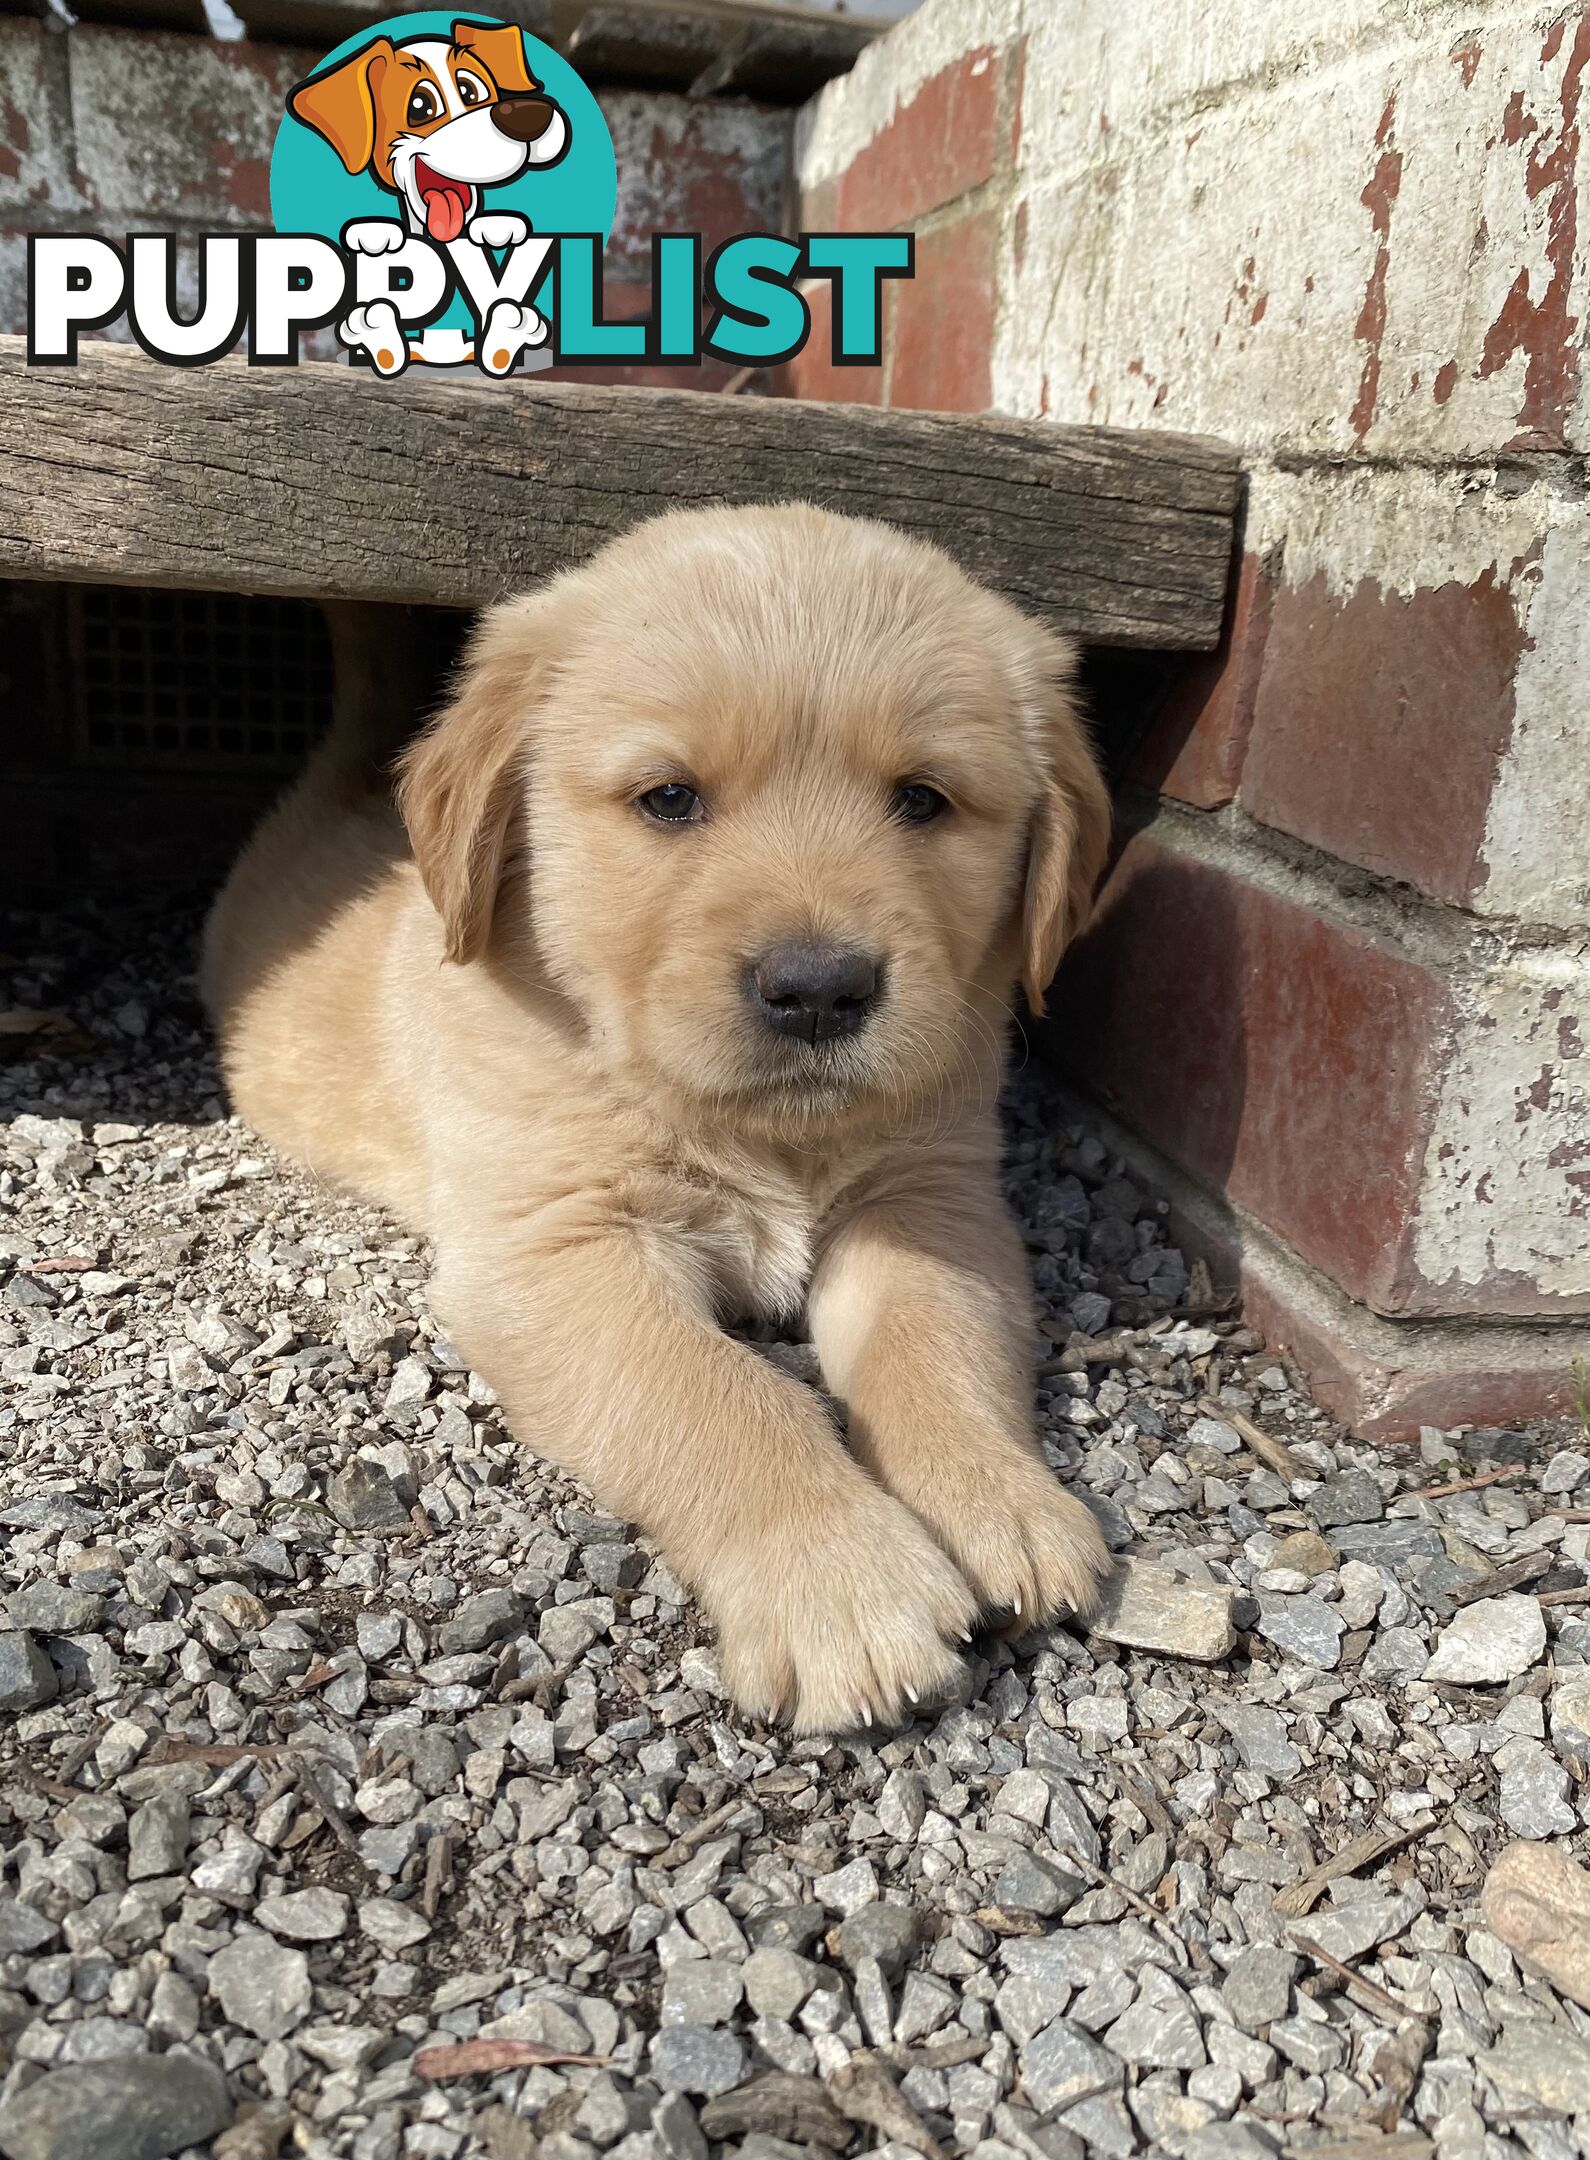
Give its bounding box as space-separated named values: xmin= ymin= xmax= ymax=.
xmin=1112 ymin=786 xmax=1590 ymax=970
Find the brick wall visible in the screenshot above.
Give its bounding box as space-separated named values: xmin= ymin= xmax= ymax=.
xmin=0 ymin=16 xmax=790 ymax=385
xmin=787 ymin=0 xmax=1590 ymax=1437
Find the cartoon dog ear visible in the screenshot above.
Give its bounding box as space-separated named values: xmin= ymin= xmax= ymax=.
xmin=452 ymin=18 xmax=541 ymax=93
xmin=288 ymin=38 xmax=395 ymax=175
xmin=398 ymin=590 xmax=565 ymax=965
xmin=1016 ymin=627 xmax=1113 ymax=1017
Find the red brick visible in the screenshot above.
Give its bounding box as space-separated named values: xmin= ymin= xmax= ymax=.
xmin=1241 ymin=566 xmax=1528 ymax=905
xmin=1056 ymin=833 xmax=1452 ymax=1313
xmin=886 ymin=208 xmax=995 ymax=413
xmin=799 ymin=174 xmax=839 ymax=233
xmin=776 ymin=278 xmax=884 ymax=404
xmin=602 ymin=91 xmax=790 ymax=283
xmin=1147 ymin=1185 xmax=1586 ymax=1441
xmin=1130 ymin=550 xmax=1274 ymax=808
xmin=71 ymin=28 xmax=309 ymax=225
xmin=835 ymin=47 xmax=1006 ymax=232
xmin=1037 ymin=1058 xmax=1590 ymax=1443
xmin=0 ymin=21 xmax=82 ymax=217
xmin=1240 ymin=1268 xmax=1588 ymax=1442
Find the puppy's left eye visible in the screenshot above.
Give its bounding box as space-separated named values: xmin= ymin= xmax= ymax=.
xmin=406 ymin=83 xmax=441 ymax=126
xmin=892 ymin=783 xmax=950 ymax=825
xmin=456 ymin=70 xmax=489 ymax=106
xmin=637 ymin=783 xmax=703 ymax=825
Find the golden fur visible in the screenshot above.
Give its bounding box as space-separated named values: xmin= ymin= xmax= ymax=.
xmin=202 ymin=505 xmax=1115 ymax=1732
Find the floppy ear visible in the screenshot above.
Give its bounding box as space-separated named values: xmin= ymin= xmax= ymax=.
xmin=452 ymin=18 xmax=541 ymax=93
xmin=397 ymin=595 xmax=560 ymax=965
xmin=288 ymin=39 xmax=393 ymax=174
xmin=1017 ymin=630 xmax=1113 ymax=1016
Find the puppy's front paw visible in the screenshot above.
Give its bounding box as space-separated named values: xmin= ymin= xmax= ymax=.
xmin=891 ymin=1444 xmax=1114 ymax=1630
xmin=703 ymin=1489 xmax=978 ymax=1736
xmin=477 ymin=298 xmax=548 ymax=376
xmin=338 ymin=300 xmax=407 ymax=376
xmin=467 ymin=211 xmax=530 ymax=249
xmin=343 ymin=219 xmax=406 ymax=256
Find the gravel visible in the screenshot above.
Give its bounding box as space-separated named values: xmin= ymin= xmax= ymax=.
xmin=1425 ymin=1595 xmax=1549 ymax=1685
xmin=3 ymin=900 xmax=1590 ymax=2159
xmin=0 ymin=2051 xmax=233 ymax=2160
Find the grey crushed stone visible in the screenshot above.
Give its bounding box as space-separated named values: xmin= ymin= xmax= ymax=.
xmin=0 ymin=2050 xmax=232 ymax=2160
xmin=1 ymin=902 xmax=1589 ymax=2159
xmin=0 ymin=1631 xmax=56 ymax=1713
xmin=834 ymin=1903 xmax=920 ymax=1978
xmin=206 ymin=1930 xmax=313 ymax=2041
xmin=1307 ymin=1469 xmax=1386 ymax=1529
xmin=1252 ymin=1590 xmax=1347 ymax=1670
xmin=1219 ymin=1944 xmax=1296 ymax=2032
xmin=650 ymin=2025 xmax=747 ymax=2097
xmin=991 ymin=1849 xmax=1084 ymax=1919
xmin=325 ymin=1457 xmax=410 ymax=1532
xmin=1424 ymin=1593 xmax=1549 ymax=1685
xmin=1019 ymin=2018 xmax=1124 ymax=2114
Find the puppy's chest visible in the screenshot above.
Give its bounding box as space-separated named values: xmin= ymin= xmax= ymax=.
xmin=651 ymin=1150 xmax=853 ymax=1326
xmin=709 ymin=1182 xmax=814 ymax=1325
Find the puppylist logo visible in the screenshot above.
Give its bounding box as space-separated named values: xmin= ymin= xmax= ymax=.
xmin=27 ymin=12 xmax=912 ymax=378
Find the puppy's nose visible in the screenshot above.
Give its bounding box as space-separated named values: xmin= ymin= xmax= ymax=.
xmin=747 ymin=941 xmax=881 ymax=1044
xmin=492 ymin=94 xmax=560 ymax=144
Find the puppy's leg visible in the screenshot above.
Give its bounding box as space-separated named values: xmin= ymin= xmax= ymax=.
xmin=808 ymin=1160 xmax=1113 ymax=1628
xmin=319 ymin=600 xmax=431 ymax=794
xmin=430 ymin=1227 xmax=977 ymax=1733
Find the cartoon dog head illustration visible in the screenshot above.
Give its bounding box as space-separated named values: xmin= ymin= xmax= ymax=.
xmin=289 ymin=19 xmax=568 ymax=243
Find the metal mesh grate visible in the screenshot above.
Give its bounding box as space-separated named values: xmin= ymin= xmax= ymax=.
xmin=72 ymin=586 xmax=333 ymax=773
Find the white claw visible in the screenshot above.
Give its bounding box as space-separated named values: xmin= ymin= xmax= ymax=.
xmin=904 ymin=1683 xmax=919 ymax=1705
xmin=1013 ymin=1589 xmax=1024 ymax=1617
xmin=860 ymin=1703 xmax=873 ymax=1729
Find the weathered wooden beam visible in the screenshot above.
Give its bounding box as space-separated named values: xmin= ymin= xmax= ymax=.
xmin=566 ymin=1 xmax=871 ymax=97
xmin=0 ymin=338 xmax=1241 ymax=648
xmin=681 ymin=16 xmax=870 ymax=99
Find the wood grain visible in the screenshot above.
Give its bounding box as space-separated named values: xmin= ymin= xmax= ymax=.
xmin=0 ymin=338 xmax=1241 ymax=647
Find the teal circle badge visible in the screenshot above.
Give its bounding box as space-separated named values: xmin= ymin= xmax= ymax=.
xmin=270 ymin=12 xmax=616 ymax=359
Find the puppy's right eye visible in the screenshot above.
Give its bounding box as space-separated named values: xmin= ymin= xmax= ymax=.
xmin=892 ymin=782 xmax=950 ymax=825
xmin=637 ymin=783 xmax=703 ymax=825
xmin=406 ymin=84 xmax=441 ymax=126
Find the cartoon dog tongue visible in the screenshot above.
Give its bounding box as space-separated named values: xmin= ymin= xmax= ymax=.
xmin=418 ymin=167 xmax=468 ymax=244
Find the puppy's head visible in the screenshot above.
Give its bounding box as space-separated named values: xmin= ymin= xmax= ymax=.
xmin=400 ymin=507 xmax=1110 ymax=1131
xmin=289 ymin=21 xmax=567 ymax=241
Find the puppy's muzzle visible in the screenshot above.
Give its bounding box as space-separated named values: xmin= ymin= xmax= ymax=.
xmin=746 ymin=941 xmax=882 ymax=1046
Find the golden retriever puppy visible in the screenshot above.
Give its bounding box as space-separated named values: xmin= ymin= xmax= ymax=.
xmin=202 ymin=504 xmax=1114 ymax=1732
